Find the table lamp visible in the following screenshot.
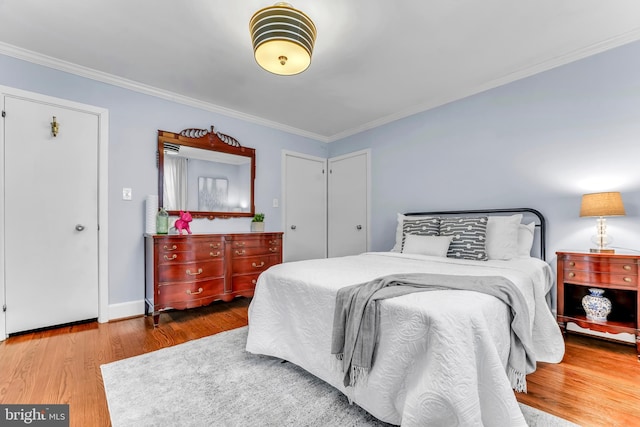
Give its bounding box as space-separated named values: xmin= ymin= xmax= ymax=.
xmin=579 ymin=192 xmax=626 ymax=253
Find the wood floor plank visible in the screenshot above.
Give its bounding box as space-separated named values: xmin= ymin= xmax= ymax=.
xmin=1 ymin=297 xmax=638 ymax=427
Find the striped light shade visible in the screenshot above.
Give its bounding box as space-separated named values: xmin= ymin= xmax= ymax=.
xmin=250 ymin=2 xmax=317 ymax=75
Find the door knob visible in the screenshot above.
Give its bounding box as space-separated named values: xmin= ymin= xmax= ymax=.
xmin=356 ymin=225 xmax=362 ymax=230
xmin=75 ymin=224 xmax=86 ymax=231
xmin=291 ymin=225 xmax=297 ymax=230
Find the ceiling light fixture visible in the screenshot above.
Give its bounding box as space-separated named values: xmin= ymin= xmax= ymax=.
xmin=249 ymin=2 xmax=317 ymax=76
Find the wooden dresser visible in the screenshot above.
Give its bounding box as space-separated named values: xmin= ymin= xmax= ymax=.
xmin=556 ymin=251 xmax=640 ymax=360
xmin=145 ymin=232 xmax=282 ymax=325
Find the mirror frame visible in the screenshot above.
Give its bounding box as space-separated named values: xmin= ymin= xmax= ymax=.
xmin=158 ymin=126 xmax=256 ymax=219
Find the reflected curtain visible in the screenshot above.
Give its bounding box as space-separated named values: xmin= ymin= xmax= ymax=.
xmin=163 ymin=156 xmax=187 ymax=210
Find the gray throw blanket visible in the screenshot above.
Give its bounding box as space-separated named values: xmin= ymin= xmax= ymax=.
xmin=331 ymin=273 xmax=535 ymax=393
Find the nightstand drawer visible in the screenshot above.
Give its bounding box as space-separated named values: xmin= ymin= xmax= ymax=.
xmin=563 ymin=270 xmax=637 ymax=289
xmin=564 ymin=257 xmax=638 ymax=275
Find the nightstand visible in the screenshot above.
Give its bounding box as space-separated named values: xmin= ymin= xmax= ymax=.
xmin=556 ymin=251 xmax=640 ymax=360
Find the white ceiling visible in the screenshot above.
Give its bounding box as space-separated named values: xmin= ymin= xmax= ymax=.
xmin=1 ymin=1 xmax=639 ymax=142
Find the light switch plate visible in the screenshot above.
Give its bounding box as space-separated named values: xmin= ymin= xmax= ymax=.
xmin=273 ymin=198 xmax=279 ymax=208
xmin=122 ymin=188 xmax=132 ymax=200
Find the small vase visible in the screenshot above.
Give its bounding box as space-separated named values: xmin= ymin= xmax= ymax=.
xmin=582 ymin=288 xmax=612 ymax=321
xmin=156 ymin=208 xmax=169 ymax=234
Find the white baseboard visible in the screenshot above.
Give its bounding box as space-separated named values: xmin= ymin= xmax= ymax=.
xmin=107 ymin=300 xmax=146 ymax=322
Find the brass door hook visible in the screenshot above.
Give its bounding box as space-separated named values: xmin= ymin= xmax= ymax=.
xmin=51 ymin=116 xmax=59 ymax=137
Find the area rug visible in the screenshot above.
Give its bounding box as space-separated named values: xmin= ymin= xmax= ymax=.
xmin=101 ymin=327 xmax=579 ymax=427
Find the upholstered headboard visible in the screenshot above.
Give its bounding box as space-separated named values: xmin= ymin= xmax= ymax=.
xmin=403 ymin=208 xmax=547 ymax=261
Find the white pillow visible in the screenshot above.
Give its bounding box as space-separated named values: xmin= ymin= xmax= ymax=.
xmin=390 ymin=213 xmax=439 ymax=252
xmin=402 ymin=234 xmax=453 ymax=257
xmin=516 ymin=222 xmax=536 ymax=257
xmin=486 ymin=214 xmax=522 ymax=260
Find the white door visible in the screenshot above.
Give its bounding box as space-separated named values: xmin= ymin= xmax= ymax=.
xmin=328 ymin=150 xmax=370 ymax=257
xmin=3 ymin=96 xmax=99 ymax=334
xmin=282 ymin=151 xmax=327 ymax=262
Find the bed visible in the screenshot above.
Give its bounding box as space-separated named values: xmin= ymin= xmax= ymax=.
xmin=245 ymin=208 xmax=565 ymax=426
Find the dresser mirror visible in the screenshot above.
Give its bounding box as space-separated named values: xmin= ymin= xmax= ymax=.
xmin=157 ymin=126 xmax=255 ymax=219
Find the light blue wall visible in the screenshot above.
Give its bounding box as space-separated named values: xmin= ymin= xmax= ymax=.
xmin=3 ymin=38 xmax=640 ymax=310
xmin=0 ymin=54 xmax=328 ymax=306
xmin=329 ymin=40 xmax=640 ymax=266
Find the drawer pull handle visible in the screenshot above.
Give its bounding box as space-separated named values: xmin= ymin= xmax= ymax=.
xmin=186 ymin=268 xmax=203 ymax=276
xmin=186 ymin=287 xmax=203 ymax=295
xmin=252 ymin=279 xmax=257 ymax=285
xmin=163 ymin=245 xmax=177 ymax=251
xmin=569 ymin=261 xmax=575 ymax=267
xmin=210 ymin=251 xmax=221 ymax=257
xmin=269 ymin=247 xmax=278 ymax=252
xmin=210 ymin=243 xmax=221 ymax=249
xmin=252 ymin=261 xmax=265 ymax=268
xmin=624 ymin=265 xmax=632 ymax=271
xmin=235 ymin=242 xmax=246 ymax=247
xmin=164 ymin=254 xmax=177 ymax=261
xmin=624 ymin=277 xmax=632 ymax=283
xmin=568 ymin=272 xmax=575 ymax=278
xmin=235 ymin=250 xmax=246 ymax=256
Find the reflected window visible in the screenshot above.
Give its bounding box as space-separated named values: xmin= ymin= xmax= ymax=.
xmin=163 ymin=155 xmax=188 ymax=211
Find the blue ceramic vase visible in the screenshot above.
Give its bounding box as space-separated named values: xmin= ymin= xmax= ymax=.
xmin=582 ymin=288 xmax=612 ymax=321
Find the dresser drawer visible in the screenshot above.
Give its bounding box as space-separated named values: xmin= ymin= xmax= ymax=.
xmin=232 ymin=255 xmax=278 ymax=275
xmin=157 ymin=278 xmax=225 ymax=305
xmin=563 ymin=270 xmax=637 ymax=289
xmin=265 ymin=237 xmax=281 ymax=249
xmin=157 ymin=241 xmax=224 ymax=264
xmin=231 ymin=273 xmax=260 ymax=293
xmin=229 ymin=236 xmax=281 ymax=250
xmin=156 ymin=238 xmax=223 ymax=252
xmin=157 ymin=259 xmax=224 ymax=282
xmin=231 ymin=246 xmax=280 ymax=257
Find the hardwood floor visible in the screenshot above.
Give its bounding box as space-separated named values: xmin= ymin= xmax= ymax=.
xmin=520 ymin=333 xmax=640 ymax=427
xmin=0 ymin=298 xmax=638 ymax=427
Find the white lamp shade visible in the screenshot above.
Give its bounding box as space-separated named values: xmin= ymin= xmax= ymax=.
xmin=579 ymin=192 xmax=626 ymax=217
xmin=254 ymin=39 xmax=311 ymax=75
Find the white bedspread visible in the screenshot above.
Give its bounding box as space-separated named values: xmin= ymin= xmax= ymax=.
xmin=245 ymin=252 xmax=565 ymax=426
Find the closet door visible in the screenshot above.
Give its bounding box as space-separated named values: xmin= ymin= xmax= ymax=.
xmin=328 ymin=150 xmax=369 ymax=258
xmin=3 ymin=95 xmax=99 ymax=334
xmin=282 ymin=151 xmax=327 ymax=262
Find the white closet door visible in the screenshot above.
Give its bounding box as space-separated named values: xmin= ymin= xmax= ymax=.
xmin=328 ymin=150 xmax=369 ymax=258
xmin=4 ymin=96 xmax=99 ymax=334
xmin=283 ymin=152 xmax=327 ymax=262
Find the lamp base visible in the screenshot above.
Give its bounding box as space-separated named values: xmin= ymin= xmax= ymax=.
xmin=590 ymin=248 xmax=615 ymax=254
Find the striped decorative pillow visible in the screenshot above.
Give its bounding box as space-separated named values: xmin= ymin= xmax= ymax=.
xmin=439 ymin=217 xmax=488 ymax=261
xmin=401 ymin=218 xmax=440 ymax=250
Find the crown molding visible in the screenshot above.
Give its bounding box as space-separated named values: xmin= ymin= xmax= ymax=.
xmin=0 ymin=42 xmax=329 ymax=143
xmin=327 ymin=28 xmax=640 ymax=143
xmin=2 ymin=27 xmax=639 ymax=147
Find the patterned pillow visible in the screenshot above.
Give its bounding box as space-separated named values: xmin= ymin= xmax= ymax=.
xmin=401 ymin=218 xmax=440 ymax=250
xmin=439 ymin=217 xmax=488 ymax=261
